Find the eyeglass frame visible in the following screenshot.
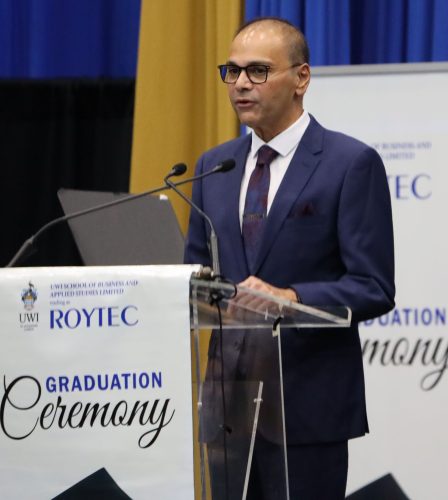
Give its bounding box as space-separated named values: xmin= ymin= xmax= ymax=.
xmin=217 ymin=63 xmax=304 ymax=84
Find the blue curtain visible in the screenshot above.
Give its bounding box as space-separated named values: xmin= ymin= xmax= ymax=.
xmin=2 ymin=1 xmax=446 ymax=78
xmin=245 ymin=0 xmax=448 ymax=65
xmin=0 ymin=0 xmax=141 ymax=78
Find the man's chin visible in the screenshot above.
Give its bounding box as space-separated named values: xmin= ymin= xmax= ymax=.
xmin=236 ymin=113 xmax=258 ymax=130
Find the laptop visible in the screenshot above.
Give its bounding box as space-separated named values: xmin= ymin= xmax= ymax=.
xmin=57 ymin=188 xmax=184 ymax=265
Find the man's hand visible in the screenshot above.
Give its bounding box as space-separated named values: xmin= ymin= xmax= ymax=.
xmin=238 ymin=276 xmax=299 ymax=302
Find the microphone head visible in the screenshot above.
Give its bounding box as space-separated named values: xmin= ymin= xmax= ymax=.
xmin=172 ymin=163 xmax=188 ymax=176
xmin=215 ymin=159 xmax=236 ymax=173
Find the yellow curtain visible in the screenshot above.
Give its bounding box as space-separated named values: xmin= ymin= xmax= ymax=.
xmin=131 ymin=5 xmax=242 ymax=494
xmin=130 ymin=0 xmax=242 ymax=233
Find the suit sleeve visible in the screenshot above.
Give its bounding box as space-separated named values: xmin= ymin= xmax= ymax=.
xmin=292 ymin=147 xmax=395 ymax=322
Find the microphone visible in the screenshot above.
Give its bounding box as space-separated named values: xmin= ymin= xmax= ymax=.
xmin=166 ymin=163 xmax=188 ymax=178
xmin=7 ymin=160 xmax=234 ymax=268
xmin=164 ymin=159 xmax=235 ymax=277
xmin=212 ymin=159 xmax=235 ymax=173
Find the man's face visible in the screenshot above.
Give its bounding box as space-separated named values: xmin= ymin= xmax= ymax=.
xmin=226 ymin=23 xmax=309 ymax=142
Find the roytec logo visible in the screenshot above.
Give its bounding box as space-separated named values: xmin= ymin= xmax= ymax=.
xmin=20 ymin=282 xmax=39 ymax=331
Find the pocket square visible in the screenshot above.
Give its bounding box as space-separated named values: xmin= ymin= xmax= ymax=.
xmin=288 ymin=202 xmax=316 ymax=218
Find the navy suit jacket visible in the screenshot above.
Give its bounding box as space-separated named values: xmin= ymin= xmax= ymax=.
xmin=185 ymin=115 xmax=395 ymax=444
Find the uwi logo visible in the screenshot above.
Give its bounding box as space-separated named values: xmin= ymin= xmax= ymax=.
xmin=20 ymin=282 xmax=39 ymax=327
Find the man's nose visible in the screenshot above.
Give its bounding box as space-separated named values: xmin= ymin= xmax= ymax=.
xmin=234 ymin=68 xmax=253 ymax=89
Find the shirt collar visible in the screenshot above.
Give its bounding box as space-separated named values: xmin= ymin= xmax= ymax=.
xmin=250 ymin=110 xmax=310 ymax=158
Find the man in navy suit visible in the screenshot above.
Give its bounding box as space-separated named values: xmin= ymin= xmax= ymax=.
xmin=185 ymin=17 xmax=395 ymax=499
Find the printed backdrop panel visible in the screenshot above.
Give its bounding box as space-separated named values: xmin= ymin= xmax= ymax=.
xmin=306 ymin=63 xmax=448 ymax=499
xmin=0 ymin=265 xmax=198 ymax=499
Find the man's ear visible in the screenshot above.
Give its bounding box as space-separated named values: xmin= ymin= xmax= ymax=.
xmin=295 ymin=63 xmax=311 ymax=97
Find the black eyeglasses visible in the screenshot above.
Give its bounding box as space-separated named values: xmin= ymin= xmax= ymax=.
xmin=218 ymin=63 xmax=303 ymax=84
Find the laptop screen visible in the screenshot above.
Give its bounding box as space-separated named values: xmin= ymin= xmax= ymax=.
xmin=57 ymin=188 xmax=184 ymax=265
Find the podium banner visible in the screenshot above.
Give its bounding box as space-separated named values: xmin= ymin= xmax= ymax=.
xmin=306 ymin=63 xmax=448 ymax=499
xmin=0 ymin=265 xmax=197 ymax=499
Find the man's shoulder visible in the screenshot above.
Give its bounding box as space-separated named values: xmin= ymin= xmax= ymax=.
xmin=212 ymin=134 xmax=249 ymax=151
xmin=310 ymin=115 xmax=375 ymax=155
xmin=198 ymin=134 xmax=250 ymax=166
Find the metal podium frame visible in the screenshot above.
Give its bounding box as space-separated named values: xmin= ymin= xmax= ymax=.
xmin=190 ymin=275 xmax=351 ymax=500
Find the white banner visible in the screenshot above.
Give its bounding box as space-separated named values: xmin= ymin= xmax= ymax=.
xmin=0 ymin=265 xmax=198 ymax=499
xmin=306 ymin=63 xmax=448 ymax=499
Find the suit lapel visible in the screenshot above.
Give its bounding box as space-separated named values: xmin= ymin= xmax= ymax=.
xmin=223 ymin=135 xmax=252 ymax=278
xmin=253 ymin=116 xmax=324 ymax=275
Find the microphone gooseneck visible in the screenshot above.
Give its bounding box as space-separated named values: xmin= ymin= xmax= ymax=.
xmin=7 ymin=159 xmax=235 ymax=268
xmin=165 ymin=158 xmax=235 ymax=277
xmin=164 ymin=178 xmax=221 ymax=276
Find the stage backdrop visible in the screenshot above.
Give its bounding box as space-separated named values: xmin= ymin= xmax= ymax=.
xmin=0 ymin=265 xmax=197 ymax=499
xmin=306 ymin=62 xmax=448 ymax=499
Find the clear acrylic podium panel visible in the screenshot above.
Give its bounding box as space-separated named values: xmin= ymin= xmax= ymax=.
xmin=190 ymin=277 xmax=351 ymax=500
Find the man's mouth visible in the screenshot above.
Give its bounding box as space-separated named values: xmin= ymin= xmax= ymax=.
xmin=235 ymin=99 xmax=256 ymax=109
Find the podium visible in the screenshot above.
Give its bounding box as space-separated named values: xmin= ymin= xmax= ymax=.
xmin=0 ymin=265 xmax=350 ymax=499
xmin=189 ymin=275 xmax=351 ymax=500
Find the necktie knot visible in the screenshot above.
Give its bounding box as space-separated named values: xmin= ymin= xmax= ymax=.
xmin=256 ymin=145 xmax=278 ymax=167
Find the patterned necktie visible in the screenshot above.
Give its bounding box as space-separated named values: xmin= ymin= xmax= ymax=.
xmin=242 ymin=145 xmax=279 ymax=273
